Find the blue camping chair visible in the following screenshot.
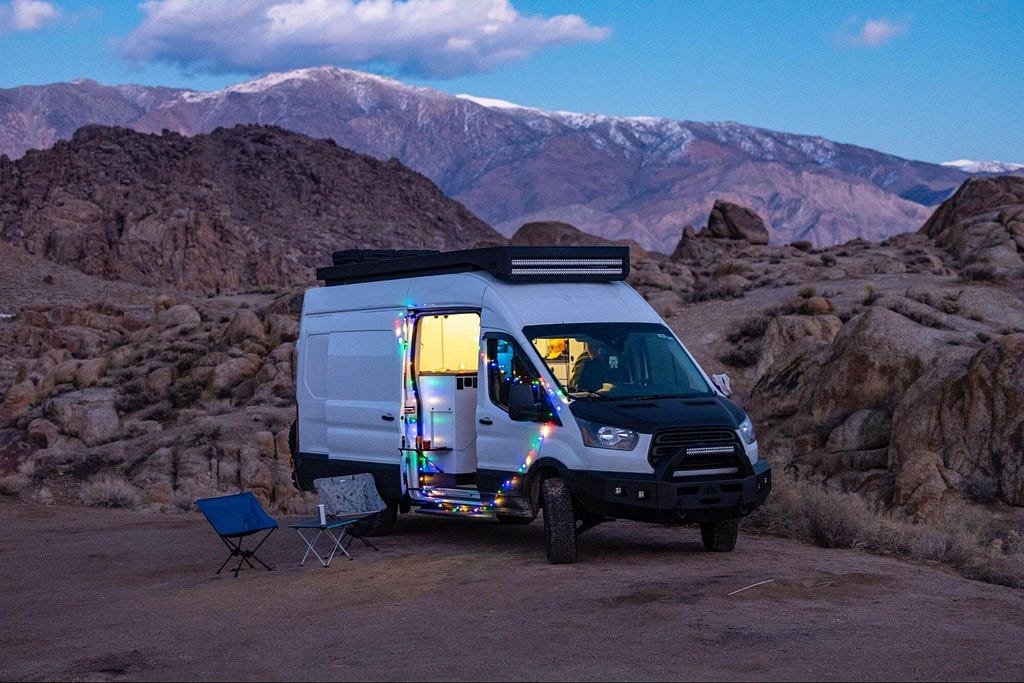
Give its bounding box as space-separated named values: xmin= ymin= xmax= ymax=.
xmin=195 ymin=492 xmax=278 ymax=577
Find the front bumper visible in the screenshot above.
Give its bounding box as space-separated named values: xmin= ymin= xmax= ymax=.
xmin=563 ymin=459 xmax=772 ymax=524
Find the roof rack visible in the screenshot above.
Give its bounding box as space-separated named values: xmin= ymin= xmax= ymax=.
xmin=317 ymin=246 xmax=630 ymax=286
xmin=330 ymin=249 xmax=439 ymax=266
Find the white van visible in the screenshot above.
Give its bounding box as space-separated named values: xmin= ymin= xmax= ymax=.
xmin=290 ymin=247 xmax=771 ymax=563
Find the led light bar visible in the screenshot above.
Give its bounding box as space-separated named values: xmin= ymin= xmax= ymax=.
xmin=685 ymin=445 xmax=736 ymax=456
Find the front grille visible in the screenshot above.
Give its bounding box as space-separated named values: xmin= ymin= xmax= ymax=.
xmin=648 ymin=427 xmax=743 ymax=475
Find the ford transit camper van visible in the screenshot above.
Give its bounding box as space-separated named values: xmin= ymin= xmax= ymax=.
xmin=291 ymin=246 xmax=771 ymax=563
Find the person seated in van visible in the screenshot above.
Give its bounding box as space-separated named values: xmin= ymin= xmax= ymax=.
xmin=569 ymin=341 xmax=611 ymax=393
xmin=545 ymin=338 xmax=569 ymax=361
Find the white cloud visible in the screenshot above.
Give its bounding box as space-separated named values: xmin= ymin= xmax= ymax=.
xmin=118 ymin=0 xmax=610 ymax=78
xmin=839 ymin=17 xmax=908 ymax=48
xmin=0 ymin=0 xmax=60 ymax=33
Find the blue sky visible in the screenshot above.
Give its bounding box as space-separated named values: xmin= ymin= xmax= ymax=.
xmin=1 ymin=0 xmax=1021 ymax=165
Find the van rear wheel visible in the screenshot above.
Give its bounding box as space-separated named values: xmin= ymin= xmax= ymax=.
xmin=542 ymin=478 xmax=577 ymax=564
xmin=700 ymin=518 xmax=739 ymax=552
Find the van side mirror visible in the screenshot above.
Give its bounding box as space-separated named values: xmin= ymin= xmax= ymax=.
xmin=711 ymin=373 xmax=733 ymax=397
xmin=508 ymin=383 xmax=540 ymax=421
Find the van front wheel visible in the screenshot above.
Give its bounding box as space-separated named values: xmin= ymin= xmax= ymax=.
xmin=542 ymin=478 xmax=577 ymax=564
xmin=700 ymin=518 xmax=739 ymax=552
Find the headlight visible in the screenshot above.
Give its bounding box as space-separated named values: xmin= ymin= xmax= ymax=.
xmin=738 ymin=415 xmax=756 ymax=445
xmin=577 ymin=418 xmax=638 ymax=451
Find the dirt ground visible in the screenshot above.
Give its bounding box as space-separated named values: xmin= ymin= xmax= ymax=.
xmin=2 ymin=499 xmax=1023 ymax=682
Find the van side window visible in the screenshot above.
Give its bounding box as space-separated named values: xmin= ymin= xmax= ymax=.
xmin=486 ymin=336 xmax=552 ymax=420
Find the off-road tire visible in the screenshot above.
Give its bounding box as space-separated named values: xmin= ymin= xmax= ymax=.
xmin=542 ymin=478 xmax=577 ymax=564
xmin=353 ymin=501 xmax=399 ymax=536
xmin=700 ymin=518 xmax=739 ymax=552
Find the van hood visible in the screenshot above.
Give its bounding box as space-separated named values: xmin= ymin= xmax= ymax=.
xmin=567 ymin=395 xmax=746 ymax=434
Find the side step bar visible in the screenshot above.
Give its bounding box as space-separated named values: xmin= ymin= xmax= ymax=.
xmin=410 ymin=486 xmax=497 ymax=518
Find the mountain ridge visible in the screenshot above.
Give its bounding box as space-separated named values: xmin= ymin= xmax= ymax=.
xmin=2 ymin=65 xmax=1019 ymax=250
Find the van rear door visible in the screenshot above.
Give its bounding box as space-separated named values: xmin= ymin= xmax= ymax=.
xmin=310 ymin=310 xmax=405 ymax=471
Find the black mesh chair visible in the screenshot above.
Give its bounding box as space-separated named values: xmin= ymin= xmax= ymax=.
xmin=195 ymin=492 xmax=278 ymax=577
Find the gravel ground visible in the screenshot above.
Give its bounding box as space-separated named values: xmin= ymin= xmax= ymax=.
xmin=2 ymin=499 xmax=1023 ymax=682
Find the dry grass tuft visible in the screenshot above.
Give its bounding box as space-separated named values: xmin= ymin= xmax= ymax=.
xmin=746 ymin=470 xmax=1024 ymax=588
xmin=79 ymin=473 xmax=141 ymax=509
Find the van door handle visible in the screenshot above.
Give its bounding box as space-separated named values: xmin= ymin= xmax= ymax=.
xmin=381 ymin=414 xmax=396 ymax=422
xmin=479 ymin=417 xmax=493 ymax=425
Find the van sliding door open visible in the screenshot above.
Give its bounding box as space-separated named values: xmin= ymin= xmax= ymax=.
xmin=406 ymin=312 xmax=481 ymax=490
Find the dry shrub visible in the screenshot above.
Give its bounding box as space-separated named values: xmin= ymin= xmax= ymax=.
xmin=0 ymin=461 xmax=38 ymax=498
xmin=719 ymin=343 xmax=761 ymax=368
xmin=747 ymin=469 xmax=1024 ymax=588
xmin=684 ymin=280 xmax=746 ymax=303
xmin=960 ymin=264 xmax=1003 ymax=282
xmin=798 ymin=284 xmax=817 ymax=299
xmin=748 ymin=472 xmax=871 ymax=548
xmin=861 ymin=282 xmax=881 ymax=306
xmin=80 ymin=473 xmax=140 ymax=509
xmin=0 ymin=472 xmax=30 ymax=498
xmin=804 ymin=487 xmax=874 ymax=549
xmin=169 ymin=377 xmax=204 ymax=408
xmin=727 ymin=316 xmax=769 ymax=343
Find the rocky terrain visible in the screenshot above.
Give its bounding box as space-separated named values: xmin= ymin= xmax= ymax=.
xmin=5 ymin=66 xmax=1017 ymax=251
xmin=0 ymin=127 xmax=1021 ymax=566
xmin=0 ymin=124 xmax=503 ymax=294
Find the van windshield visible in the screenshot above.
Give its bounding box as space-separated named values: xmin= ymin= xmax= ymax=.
xmin=524 ymin=323 xmax=712 ymax=399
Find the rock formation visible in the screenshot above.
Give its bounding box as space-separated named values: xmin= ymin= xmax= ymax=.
xmin=0 ymin=124 xmax=505 ymax=295
xmin=919 ymin=176 xmax=1024 ymax=284
xmin=705 ymin=200 xmax=771 ymax=244
xmin=0 ymin=125 xmax=1021 ymax=535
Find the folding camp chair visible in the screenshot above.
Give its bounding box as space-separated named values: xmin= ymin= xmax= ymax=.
xmin=313 ymin=474 xmax=387 ymax=553
xmin=195 ymin=492 xmax=278 ymax=577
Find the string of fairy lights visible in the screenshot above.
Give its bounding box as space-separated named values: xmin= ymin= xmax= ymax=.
xmin=395 ymin=313 xmax=566 ymax=517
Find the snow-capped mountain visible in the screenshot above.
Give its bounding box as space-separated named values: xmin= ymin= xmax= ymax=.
xmin=941 ymin=159 xmax=1024 ymax=174
xmin=0 ymin=66 xmax=1009 ymax=250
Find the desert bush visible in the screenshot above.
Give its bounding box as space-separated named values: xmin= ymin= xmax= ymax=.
xmin=861 ymin=282 xmax=881 ymax=306
xmin=960 ymin=264 xmax=1000 ymax=282
xmin=0 ymin=472 xmax=30 ymax=497
xmin=798 ymin=284 xmax=817 ymax=299
xmin=961 ymin=475 xmax=998 ymax=503
xmin=116 ymin=380 xmax=148 ymax=413
xmin=683 ymin=281 xmax=746 ymax=303
xmin=719 ymin=342 xmax=761 ymax=368
xmin=79 ymin=474 xmax=140 ymax=508
xmin=750 ymin=473 xmax=872 ymax=548
xmin=169 ymin=377 xmax=204 ymax=408
xmin=804 ymin=487 xmax=874 ymax=549
xmin=747 ymin=470 xmax=1024 ymax=588
xmin=712 ymin=260 xmax=750 ymax=277
xmin=737 ymin=315 xmax=769 ymax=339
xmin=903 ymin=524 xmax=979 ymax=569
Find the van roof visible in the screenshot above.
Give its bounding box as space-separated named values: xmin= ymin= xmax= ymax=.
xmin=316 ymin=246 xmax=630 ymax=286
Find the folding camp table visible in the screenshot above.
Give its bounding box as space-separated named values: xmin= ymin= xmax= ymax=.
xmin=288 ymin=517 xmax=358 ymax=567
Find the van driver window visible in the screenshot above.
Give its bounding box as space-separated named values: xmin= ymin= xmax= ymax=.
xmin=486 ymin=337 xmax=543 ymax=413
